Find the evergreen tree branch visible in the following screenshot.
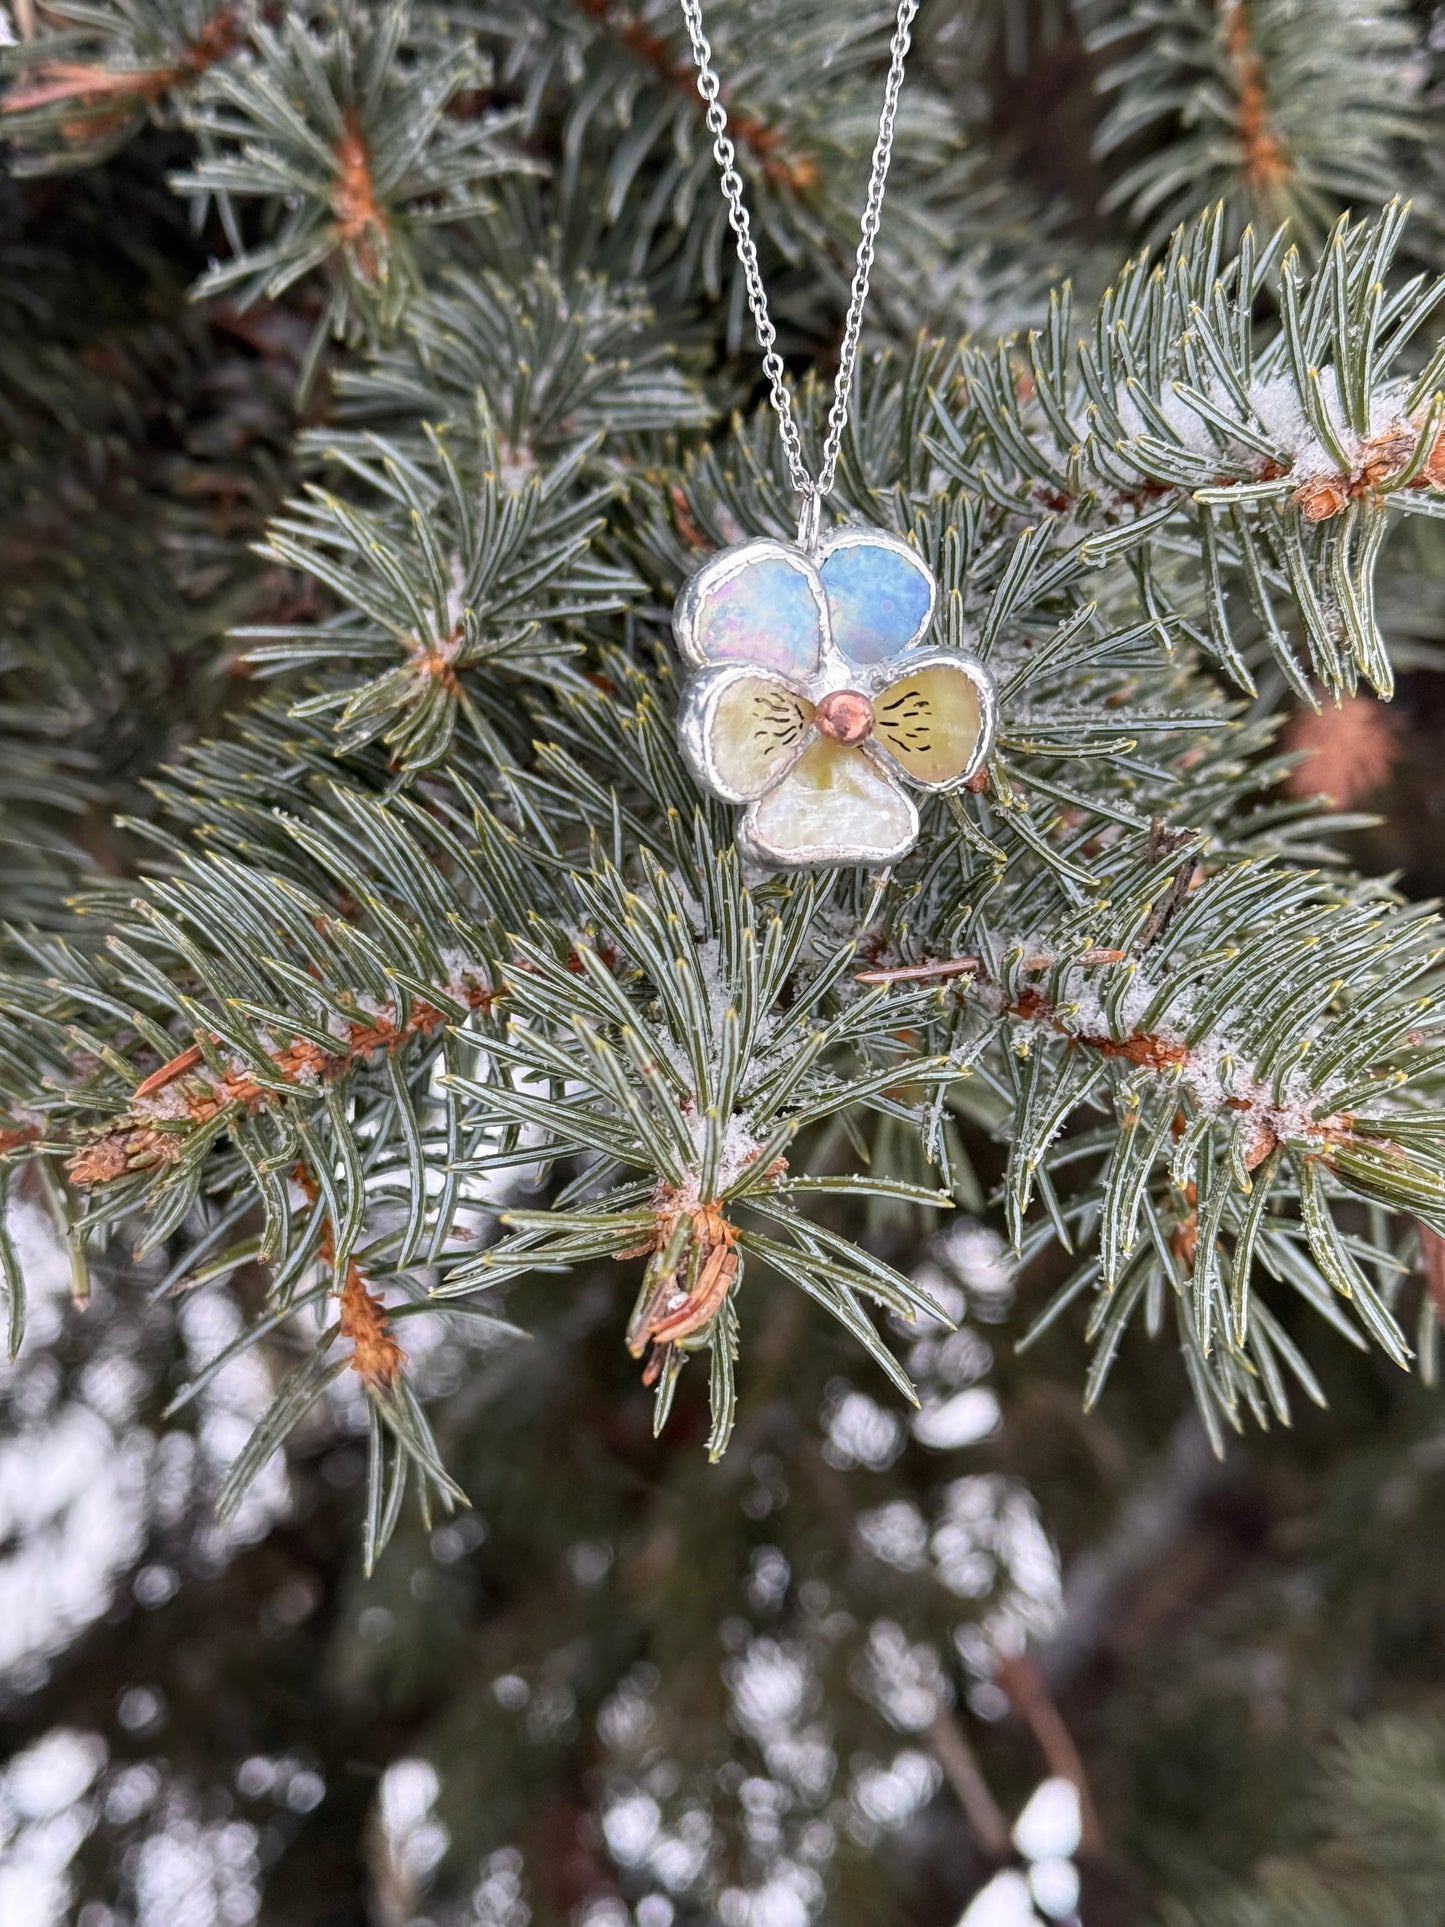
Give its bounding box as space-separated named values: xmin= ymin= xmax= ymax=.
xmin=0 ymin=0 xmax=245 ymax=174
xmin=1079 ymin=0 xmax=1429 ymax=247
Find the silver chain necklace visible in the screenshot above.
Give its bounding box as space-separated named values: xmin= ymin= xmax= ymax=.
xmin=670 ymin=1 xmax=998 ymax=871
xmin=678 ymin=0 xmax=919 ymax=548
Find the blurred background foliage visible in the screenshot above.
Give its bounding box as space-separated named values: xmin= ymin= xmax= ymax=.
xmin=6 ymin=4 xmax=1445 ymax=1927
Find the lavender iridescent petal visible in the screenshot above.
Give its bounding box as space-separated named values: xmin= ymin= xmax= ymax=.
xmin=819 ymin=538 xmax=933 ymax=667
xmin=693 ymin=552 xmax=823 ymax=676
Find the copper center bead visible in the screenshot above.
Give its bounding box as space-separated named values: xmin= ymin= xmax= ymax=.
xmin=813 ymin=688 xmax=874 ymax=745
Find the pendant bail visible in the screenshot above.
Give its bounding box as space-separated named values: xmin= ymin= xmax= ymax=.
xmin=795 ymin=484 xmax=823 ymax=555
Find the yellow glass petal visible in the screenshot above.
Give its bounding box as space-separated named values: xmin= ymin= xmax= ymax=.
xmin=747 ymin=738 xmax=916 ymax=863
xmin=707 ymin=675 xmax=814 ymax=799
xmin=872 ymin=662 xmax=982 ymax=788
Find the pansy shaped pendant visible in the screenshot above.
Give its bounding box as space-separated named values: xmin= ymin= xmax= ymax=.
xmin=674 ymin=528 xmax=997 ymax=867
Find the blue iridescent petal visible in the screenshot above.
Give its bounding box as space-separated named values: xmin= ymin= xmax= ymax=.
xmin=679 ymin=543 xmax=824 ymax=677
xmin=819 ymin=534 xmax=934 ymax=668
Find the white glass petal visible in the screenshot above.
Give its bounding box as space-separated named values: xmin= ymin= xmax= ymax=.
xmin=742 ymin=739 xmax=917 ymax=866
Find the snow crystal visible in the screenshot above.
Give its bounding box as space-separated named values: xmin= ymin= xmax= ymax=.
xmin=849 ymin=1750 xmax=941 ymax=1831
xmin=856 ymin=1621 xmax=950 ymax=1732
xmin=725 ymin=1638 xmax=835 ymax=1802
xmin=602 ymin=1789 xmax=661 ymax=1865
xmin=821 ymin=1388 xmax=905 ymax=1472
xmin=438 ymin=946 xmax=493 ymax=1008
xmin=132 ymin=1085 xmax=191 ymax=1122
xmin=1013 ymin=1778 xmax=1081 ymax=1861
xmin=1029 ymin=1858 xmax=1081 ymax=1920
xmin=729 ymin=1640 xmax=810 ymax=1732
xmin=985 ymin=942 xmax=1346 ymax=1146
xmin=431 ymin=553 xmax=470 ymax=645
xmin=855 ymin=1499 xmax=930 ymax=1572
xmin=1246 ymin=373 xmax=1314 ymax=464
xmin=1110 ymin=383 xmax=1220 ymax=460
xmin=913 ymin=1387 xmax=1001 ymax=1451
xmin=375 ymin=1758 xmax=448 ymax=1889
xmin=1248 ymin=368 xmax=1415 ymax=483
xmin=957 ymin=1870 xmax=1039 ymax=1927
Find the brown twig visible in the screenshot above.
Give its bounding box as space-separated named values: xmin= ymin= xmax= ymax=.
xmin=1419 ymin=1225 xmax=1445 ymax=1325
xmin=569 ymin=0 xmax=819 ymax=192
xmin=336 ymin=1261 xmax=405 ymax=1386
xmin=294 ymin=1164 xmax=405 ymax=1387
xmin=1222 ymin=0 xmax=1291 ymax=195
xmin=856 ymin=956 xmax=982 ymax=986
xmin=856 ymin=947 xmax=1128 ymax=987
xmin=407 ymin=637 xmax=464 ymax=695
xmin=1 ymin=8 xmax=244 ymax=145
xmin=926 ymin=1710 xmax=1012 ymax=1859
xmin=54 ymin=948 xmax=626 ymax=1190
xmin=1293 ymin=420 xmax=1445 ymax=523
xmin=619 ymin=1164 xmax=783 ymax=1385
xmin=996 ymin=1652 xmax=1105 ymax=1857
xmin=331 ymin=109 xmax=389 ymax=283
xmin=856 ymin=946 xmax=1364 ymax=1170
xmin=65 ymin=984 xmax=494 ymax=1190
xmin=1132 ymin=819 xmax=1201 ymax=957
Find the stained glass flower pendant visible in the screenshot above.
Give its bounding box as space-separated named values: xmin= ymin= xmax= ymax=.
xmin=674 ymin=527 xmax=997 ymax=867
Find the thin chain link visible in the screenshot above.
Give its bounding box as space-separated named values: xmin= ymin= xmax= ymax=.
xmin=677 ymin=0 xmax=919 ymax=535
